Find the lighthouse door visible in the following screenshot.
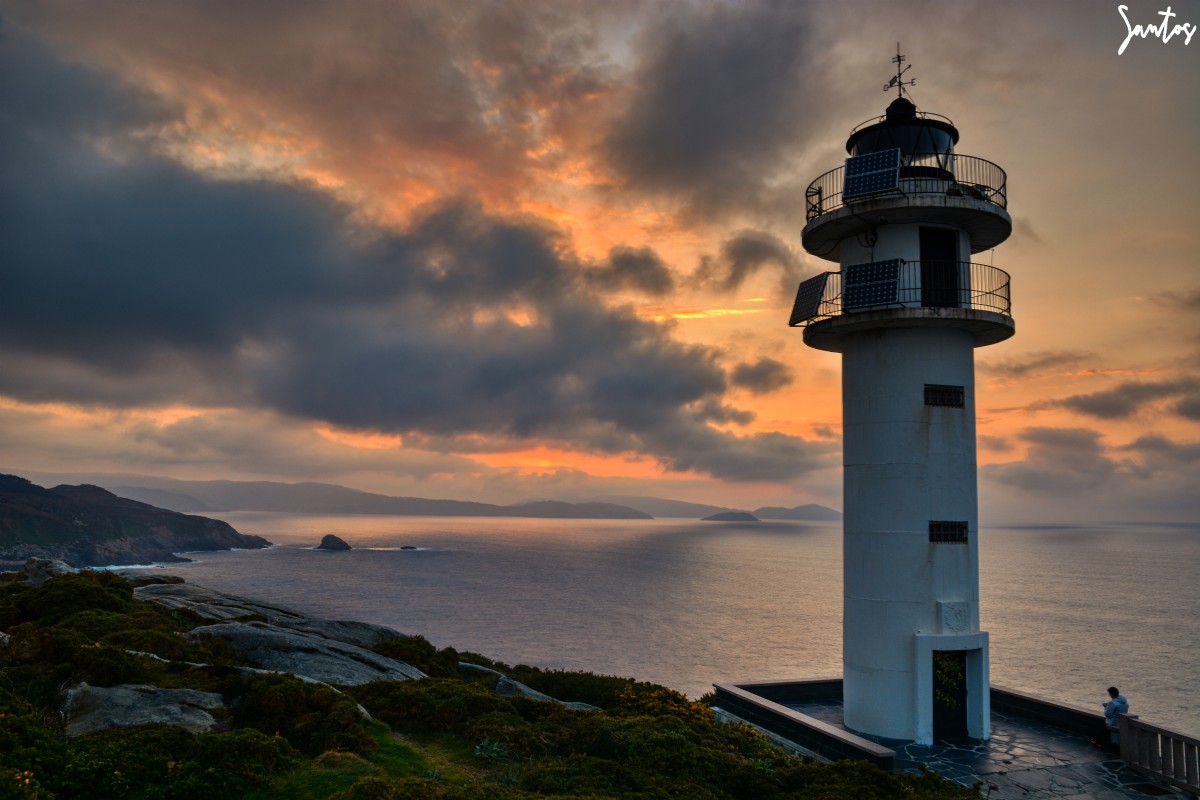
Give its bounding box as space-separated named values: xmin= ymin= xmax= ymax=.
xmin=919 ymin=227 xmax=960 ymax=308
xmin=933 ymin=650 xmax=969 ymax=741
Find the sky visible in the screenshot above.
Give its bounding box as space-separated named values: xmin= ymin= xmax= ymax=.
xmin=1 ymin=0 xmax=1197 ymax=523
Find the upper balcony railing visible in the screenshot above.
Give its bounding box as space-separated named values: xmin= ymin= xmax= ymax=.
xmin=789 ymin=261 xmax=1011 ymax=328
xmin=805 ymin=155 xmax=1007 ymax=223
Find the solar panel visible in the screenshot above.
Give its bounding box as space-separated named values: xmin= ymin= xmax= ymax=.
xmin=789 ymin=273 xmax=829 ymax=326
xmin=843 ymin=259 xmax=900 ymax=310
xmin=843 ymin=148 xmax=900 ymax=200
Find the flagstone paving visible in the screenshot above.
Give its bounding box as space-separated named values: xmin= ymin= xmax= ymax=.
xmin=785 ymin=700 xmax=1192 ymax=799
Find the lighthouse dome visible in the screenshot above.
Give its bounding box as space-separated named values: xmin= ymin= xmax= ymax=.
xmin=846 ymin=100 xmax=959 ymax=164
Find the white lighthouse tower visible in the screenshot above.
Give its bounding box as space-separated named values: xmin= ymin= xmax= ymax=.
xmin=790 ymin=54 xmax=1013 ymax=744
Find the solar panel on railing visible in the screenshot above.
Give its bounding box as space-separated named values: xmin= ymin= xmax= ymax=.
xmin=789 ymin=273 xmax=829 ymax=326
xmin=844 ymin=259 xmax=900 ymax=310
xmin=843 ymin=148 xmax=901 ymax=200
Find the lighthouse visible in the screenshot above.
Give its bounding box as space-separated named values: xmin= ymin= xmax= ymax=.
xmin=790 ymin=54 xmax=1013 ymax=744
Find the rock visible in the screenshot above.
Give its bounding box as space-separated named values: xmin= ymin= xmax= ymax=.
xmin=317 ymin=534 xmax=352 ymax=551
xmin=135 ymin=582 xmax=308 ymax=624
xmin=400 ymin=545 xmax=417 ymax=550
xmin=134 ymin=583 xmax=406 ymax=647
xmin=701 ymin=511 xmax=759 ymax=522
xmin=114 ymin=571 xmax=186 ymax=588
xmin=188 ymin=621 xmax=425 ymax=685
xmin=2 ymin=558 xmax=79 ymax=587
xmin=459 ymin=662 xmax=600 ymax=711
xmin=284 ymin=619 xmax=405 ymax=649
xmin=61 ymin=682 xmax=224 ymax=736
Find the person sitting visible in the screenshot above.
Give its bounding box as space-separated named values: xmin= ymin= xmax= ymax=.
xmin=1103 ymin=686 xmax=1129 ymax=727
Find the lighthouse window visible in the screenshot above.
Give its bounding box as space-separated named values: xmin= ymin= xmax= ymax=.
xmin=925 ymin=384 xmax=965 ymax=407
xmin=929 ymin=521 xmax=969 ymax=544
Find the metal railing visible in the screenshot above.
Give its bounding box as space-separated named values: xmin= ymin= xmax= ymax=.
xmin=847 ymin=110 xmax=957 ymax=138
xmin=1120 ymin=715 xmax=1200 ymax=796
xmin=790 ymin=261 xmax=1011 ymax=327
xmin=805 ymin=154 xmax=1007 ymax=222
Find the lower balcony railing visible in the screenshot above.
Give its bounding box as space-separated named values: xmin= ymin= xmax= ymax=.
xmin=789 ymin=261 xmax=1011 ymax=327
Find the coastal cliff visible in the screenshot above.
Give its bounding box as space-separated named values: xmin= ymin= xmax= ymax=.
xmin=0 ymin=560 xmax=979 ymax=799
xmin=0 ymin=474 xmax=270 ymax=567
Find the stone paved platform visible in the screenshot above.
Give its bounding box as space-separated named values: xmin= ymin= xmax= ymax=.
xmin=786 ymin=699 xmax=1192 ymax=799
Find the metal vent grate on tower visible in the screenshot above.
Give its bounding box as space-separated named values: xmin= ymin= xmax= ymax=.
xmin=924 ymin=384 xmax=965 ymax=407
xmin=929 ymin=521 xmax=969 ymax=544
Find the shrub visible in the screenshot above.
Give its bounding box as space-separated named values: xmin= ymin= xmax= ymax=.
xmin=44 ymin=724 xmax=298 ymax=800
xmin=372 ymin=637 xmax=459 ymax=678
xmin=18 ymin=574 xmax=134 ymax=627
xmin=235 ymin=674 xmax=376 ymax=756
xmin=501 ymin=666 xmax=644 ymax=710
xmin=351 ymin=679 xmax=516 ymax=736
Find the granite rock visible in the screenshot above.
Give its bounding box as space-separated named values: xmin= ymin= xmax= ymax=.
xmin=188 ymin=621 xmax=425 ymax=685
xmin=0 ymin=558 xmax=78 ymax=588
xmin=61 ymin=682 xmax=224 ymax=736
xmin=459 ymin=662 xmax=600 ymax=711
xmin=134 ymin=582 xmax=406 ymax=647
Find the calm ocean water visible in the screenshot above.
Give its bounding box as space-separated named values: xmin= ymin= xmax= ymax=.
xmin=136 ymin=515 xmax=1200 ymax=735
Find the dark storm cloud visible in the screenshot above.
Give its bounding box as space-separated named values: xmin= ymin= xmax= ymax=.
xmin=0 ymin=32 xmax=832 ymax=484
xmin=3 ymin=0 xmax=619 ymax=194
xmin=692 ymin=230 xmax=802 ymax=294
xmin=1048 ymin=378 xmax=1200 ymax=420
xmin=605 ymin=1 xmax=821 ymax=218
xmin=730 ymin=357 xmax=793 ymax=395
xmin=978 ymin=350 xmax=1091 ymax=379
xmin=586 ymin=246 xmax=675 ymax=296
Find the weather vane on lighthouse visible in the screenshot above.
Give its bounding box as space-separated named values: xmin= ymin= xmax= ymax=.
xmin=884 ymin=43 xmax=915 ymax=99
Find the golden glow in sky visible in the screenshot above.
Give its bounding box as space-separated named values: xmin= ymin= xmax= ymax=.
xmin=0 ymin=1 xmax=1197 ymax=521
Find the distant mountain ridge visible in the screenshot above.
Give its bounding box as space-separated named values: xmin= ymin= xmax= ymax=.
xmin=753 ymin=504 xmax=843 ymax=521
xmin=588 ymin=495 xmax=841 ymax=521
xmin=10 ymin=471 xmax=650 ymax=520
xmin=10 ymin=470 xmax=840 ymax=522
xmin=0 ymin=474 xmax=270 ymax=567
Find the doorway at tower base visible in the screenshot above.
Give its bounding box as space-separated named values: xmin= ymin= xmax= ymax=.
xmin=843 ymin=632 xmax=990 ymax=745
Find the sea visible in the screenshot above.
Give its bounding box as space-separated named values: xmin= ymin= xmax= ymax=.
xmin=126 ymin=515 xmax=1200 ymax=736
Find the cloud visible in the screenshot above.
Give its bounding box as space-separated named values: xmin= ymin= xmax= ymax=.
xmin=1047 ymin=378 xmax=1200 ymax=420
xmin=586 ymin=245 xmax=675 ymax=296
xmin=983 ymin=426 xmax=1200 ymax=522
xmin=604 ymin=1 xmax=821 ymax=219
xmin=2 ymin=0 xmax=621 ymax=216
xmin=979 ymin=435 xmax=1014 ymax=453
xmin=1150 ymin=288 xmax=1200 ymax=311
xmin=0 ymin=32 xmax=834 ymax=485
xmin=986 ymin=427 xmax=1117 ymax=493
xmin=692 ymin=229 xmax=803 ymax=296
xmin=979 ymin=350 xmax=1092 ymax=379
xmin=1119 ymin=435 xmax=1200 ymax=467
xmin=730 ymin=357 xmax=793 ymax=395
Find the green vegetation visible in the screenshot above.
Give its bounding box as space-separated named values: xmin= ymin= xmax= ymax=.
xmin=0 ymin=571 xmax=981 ymax=799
